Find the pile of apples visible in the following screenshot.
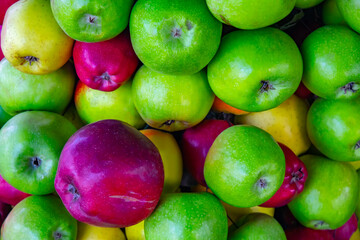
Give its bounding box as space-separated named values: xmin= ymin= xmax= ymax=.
xmin=0 ymin=0 xmax=359 ymax=239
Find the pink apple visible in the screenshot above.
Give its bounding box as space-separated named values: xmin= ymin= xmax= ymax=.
xmin=331 ymin=214 xmax=358 ymax=240
xmin=181 ymin=119 xmax=231 ymax=186
xmin=0 ymin=0 xmax=17 ymax=24
xmin=0 ymin=25 xmax=4 ymax=59
xmin=55 ymin=120 xmax=164 ymax=228
xmin=73 ymin=31 xmax=138 ymax=92
xmin=285 ymin=226 xmax=334 ymax=240
xmin=0 ymin=174 xmax=30 ymax=206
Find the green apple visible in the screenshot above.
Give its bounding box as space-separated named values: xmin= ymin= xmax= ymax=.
xmin=208 ymin=28 xmax=303 ymax=112
xmin=144 ymin=192 xmax=227 ymax=240
xmin=1 ymin=0 xmax=74 ymax=75
xmin=51 ymin=0 xmax=134 ymax=42
xmin=129 ymin=0 xmax=222 ymax=75
xmin=302 ymin=25 xmax=360 ymax=100
xmin=1 ymin=195 xmax=77 ymax=240
xmin=288 ymin=155 xmax=358 ymax=229
xmin=295 ymin=0 xmax=325 ymax=9
xmin=206 ymin=0 xmax=295 ymax=30
xmin=75 ymin=80 xmax=145 ymax=129
xmin=307 ymin=97 xmax=360 ymax=162
xmin=322 ymin=0 xmax=346 ymax=25
xmin=356 ymin=169 xmax=360 ymax=226
xmin=0 ymin=59 xmax=75 ymax=116
xmin=0 ymin=111 xmax=77 ymax=195
xmin=0 ymin=106 xmax=11 ymax=128
xmin=337 ymin=0 xmax=360 ymax=34
xmin=228 ymin=213 xmax=286 ymax=240
xmin=132 ymin=66 xmax=214 ymax=132
xmin=204 ymin=125 xmax=285 ymax=208
xmin=62 ymin=102 xmax=85 ymax=130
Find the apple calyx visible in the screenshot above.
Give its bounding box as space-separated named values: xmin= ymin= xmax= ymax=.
xmin=53 ymin=231 xmax=62 ymax=240
xmin=341 ymin=82 xmax=357 ymax=94
xmin=86 ymin=14 xmax=98 ymax=25
xmin=23 ymin=56 xmax=39 ymax=66
xmin=161 ymin=120 xmax=175 ymax=127
xmin=30 ymin=157 xmax=41 ymax=168
xmin=171 ymin=27 xmax=182 ymax=38
xmin=355 ymin=140 xmax=360 ymax=150
xmin=67 ymin=184 xmax=80 ymax=201
xmin=256 ymin=178 xmax=268 ymax=189
xmin=290 ymin=168 xmax=305 ymax=190
xmin=312 ymin=220 xmax=330 ymax=229
xmin=259 ymin=80 xmax=275 ymax=93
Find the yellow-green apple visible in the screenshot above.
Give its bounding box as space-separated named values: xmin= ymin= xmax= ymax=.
xmin=235 ymin=95 xmax=311 ymax=156
xmin=1 ymin=0 xmax=74 ymax=74
xmin=1 ymin=195 xmax=77 ymax=240
xmin=62 ymin=102 xmax=85 ymax=130
xmin=129 ymin=0 xmax=222 ymax=75
xmin=77 ymin=222 xmax=126 ymax=240
xmin=0 ymin=0 xmax=17 ymax=24
xmin=73 ymin=31 xmax=138 ymax=91
xmin=0 ymin=59 xmax=75 ymax=116
xmin=125 ymin=221 xmax=145 ymax=240
xmin=0 ymin=111 xmax=77 ymax=195
xmin=75 ymin=80 xmax=145 ymax=129
xmin=288 ymin=155 xmax=359 ymax=229
xmin=140 ymin=129 xmax=183 ymax=194
xmin=144 ymin=192 xmax=228 ymax=239
xmin=51 ymin=0 xmax=134 ymax=42
xmin=206 ymin=0 xmax=295 ymax=30
xmin=132 ymin=66 xmax=214 ymax=132
xmin=54 ymin=120 xmax=164 ymax=227
xmin=208 ymin=28 xmax=303 ymax=112
xmin=322 ymin=0 xmax=346 ymax=25
xmin=204 ymin=125 xmax=286 ymax=208
xmin=301 ymin=25 xmax=360 ymax=100
xmin=0 ymin=174 xmax=30 ymax=206
xmin=295 ymin=0 xmax=325 ymax=8
xmin=307 ymin=97 xmax=360 ymax=161
xmin=337 ymin=0 xmax=360 ymax=34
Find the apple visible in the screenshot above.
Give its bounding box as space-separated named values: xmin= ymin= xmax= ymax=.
xmin=322 ymin=0 xmax=346 ymax=25
xmin=0 ymin=59 xmax=75 ymax=116
xmin=295 ymin=82 xmax=313 ymax=99
xmin=274 ymin=206 xmax=301 ymax=230
xmin=0 ymin=111 xmax=77 ymax=195
xmin=0 ymin=201 xmax=11 ymax=227
xmin=73 ymin=31 xmax=138 ymax=92
xmin=77 ymin=222 xmax=126 ymax=240
xmin=357 ymin=169 xmax=360 ymax=224
xmin=1 ymin=0 xmax=74 ymax=75
xmin=129 ymin=0 xmax=222 ymax=75
xmin=208 ymin=28 xmax=303 ymax=112
xmin=144 ymin=192 xmax=228 ymax=240
xmin=132 ymin=66 xmax=214 ymax=132
xmin=1 ymin=195 xmax=77 ymax=240
xmin=302 ymin=25 xmax=360 ymax=100
xmin=55 ymin=120 xmax=164 ymax=227
xmin=337 ymin=0 xmax=360 ymax=34
xmin=288 ymin=155 xmax=359 ymax=230
xmin=206 ymin=0 xmax=295 ymax=30
xmin=260 ymin=143 xmax=308 ymax=208
xmin=295 ymin=0 xmax=325 ymax=8
xmin=0 ymin=25 xmax=3 ymax=60
xmin=0 ymin=105 xmax=11 ymax=128
xmin=51 ymin=0 xmax=134 ymax=42
xmin=75 ymin=80 xmax=145 ymax=129
xmin=141 ymin=129 xmax=183 ymax=194
xmin=285 ymin=227 xmax=334 ymax=240
xmin=204 ymin=125 xmax=286 ymax=208
xmin=125 ymin=221 xmax=145 ymax=240
xmin=307 ymin=97 xmax=360 ymax=162
xmin=235 ymin=95 xmax=311 ymax=156
xmin=228 ymin=213 xmax=286 ymax=240
xmin=0 ymin=174 xmax=30 ymax=206
xmin=181 ymin=119 xmax=231 ymax=186
xmin=0 ymin=0 xmax=17 ymax=24
xmin=332 ymin=214 xmax=358 ymax=240
xmin=211 ymin=96 xmax=248 ymax=115
xmin=62 ymin=102 xmax=85 ymax=130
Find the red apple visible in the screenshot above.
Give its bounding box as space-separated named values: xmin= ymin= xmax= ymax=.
xmin=295 ymin=81 xmax=313 ymax=99
xmin=0 ymin=0 xmax=17 ymax=24
xmin=261 ymin=143 xmax=307 ymax=208
xmin=0 ymin=25 xmax=4 ymax=59
xmin=54 ymin=120 xmax=164 ymax=228
xmin=331 ymin=214 xmax=358 ymax=240
xmin=181 ymin=119 xmax=231 ymax=186
xmin=0 ymin=174 xmax=30 ymax=206
xmin=286 ymin=226 xmax=334 ymax=240
xmin=0 ymin=201 xmax=11 ymax=226
xmin=73 ymin=31 xmax=138 ymax=92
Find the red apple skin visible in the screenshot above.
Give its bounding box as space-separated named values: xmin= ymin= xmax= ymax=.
xmin=54 ymin=120 xmax=164 ymax=228
xmin=331 ymin=214 xmax=358 ymax=240
xmin=0 ymin=201 xmax=11 ymax=226
xmin=286 ymin=227 xmax=334 ymax=240
xmin=0 ymin=25 xmax=4 ymax=59
xmin=295 ymin=81 xmax=313 ymax=99
xmin=73 ymin=31 xmax=138 ymax=92
xmin=260 ymin=143 xmax=308 ymax=208
xmin=0 ymin=0 xmax=17 ymax=24
xmin=181 ymin=119 xmax=231 ymax=186
xmin=0 ymin=174 xmax=30 ymax=206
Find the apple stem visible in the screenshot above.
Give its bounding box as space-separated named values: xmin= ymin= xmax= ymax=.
xmin=23 ymin=56 xmax=39 ymax=66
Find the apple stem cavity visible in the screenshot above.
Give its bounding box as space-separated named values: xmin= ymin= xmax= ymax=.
xmin=30 ymin=157 xmax=42 ymax=168
xmin=23 ymin=56 xmax=39 ymax=66
xmin=259 ymin=80 xmax=275 ymax=93
xmin=171 ymin=27 xmax=182 ymax=38
xmin=290 ymin=168 xmax=304 ymax=185
xmin=67 ymin=184 xmax=80 ymax=201
xmin=341 ymin=82 xmax=357 ymax=94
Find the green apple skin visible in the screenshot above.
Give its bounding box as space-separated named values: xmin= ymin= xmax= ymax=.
xmin=0 ymin=106 xmax=11 ymax=128
xmin=0 ymin=59 xmax=75 ymax=116
xmin=208 ymin=28 xmax=303 ymax=112
xmin=204 ymin=125 xmax=285 ymax=208
xmin=51 ymin=0 xmax=134 ymax=42
xmin=144 ymin=192 xmax=227 ymax=240
xmin=132 ymin=66 xmax=214 ymax=132
xmin=307 ymin=98 xmax=360 ymax=162
xmin=295 ymin=0 xmax=325 ymax=8
xmin=1 ymin=0 xmax=74 ymax=75
xmin=75 ymin=80 xmax=145 ymax=129
xmin=1 ymin=195 xmax=77 ymax=240
xmin=0 ymin=111 xmax=77 ymax=195
xmin=288 ymin=155 xmax=358 ymax=230
xmin=337 ymin=0 xmax=360 ymax=35
xmin=356 ymin=169 xmax=360 ymax=227
xmin=62 ymin=102 xmax=85 ymax=130
xmin=130 ymin=0 xmax=222 ymax=75
xmin=228 ymin=213 xmax=286 ymax=240
xmin=322 ymin=0 xmax=346 ymax=25
xmin=206 ymin=0 xmax=295 ymax=30
xmin=302 ymin=25 xmax=360 ymax=100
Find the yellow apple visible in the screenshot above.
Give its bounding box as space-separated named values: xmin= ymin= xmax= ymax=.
xmin=351 ymin=228 xmax=360 ymax=240
xmin=77 ymin=222 xmax=126 ymax=240
xmin=140 ymin=129 xmax=183 ymax=194
xmin=125 ymin=221 xmax=145 ymax=240
xmin=235 ymin=95 xmax=311 ymax=155
xmin=1 ymin=0 xmax=73 ymax=75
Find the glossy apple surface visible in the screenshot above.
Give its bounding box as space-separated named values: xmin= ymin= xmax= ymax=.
xmin=0 ymin=174 xmax=30 ymax=206
xmin=337 ymin=0 xmax=360 ymax=34
xmin=55 ymin=120 xmax=164 ymax=227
